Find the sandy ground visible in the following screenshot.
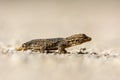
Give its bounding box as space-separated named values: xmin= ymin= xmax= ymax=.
xmin=0 ymin=45 xmax=120 ymax=80
xmin=0 ymin=0 xmax=120 ymax=80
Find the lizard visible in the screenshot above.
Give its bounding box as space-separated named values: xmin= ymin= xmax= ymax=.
xmin=16 ymin=34 xmax=91 ymax=53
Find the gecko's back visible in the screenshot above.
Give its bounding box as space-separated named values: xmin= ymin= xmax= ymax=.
xmin=17 ymin=38 xmax=64 ymax=51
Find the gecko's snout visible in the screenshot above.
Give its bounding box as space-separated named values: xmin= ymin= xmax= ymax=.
xmin=88 ymin=37 xmax=92 ymax=41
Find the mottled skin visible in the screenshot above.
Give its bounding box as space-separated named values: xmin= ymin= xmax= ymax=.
xmin=16 ymin=34 xmax=91 ymax=53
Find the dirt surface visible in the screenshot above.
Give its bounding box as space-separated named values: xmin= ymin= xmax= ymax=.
xmin=0 ymin=44 xmax=120 ymax=80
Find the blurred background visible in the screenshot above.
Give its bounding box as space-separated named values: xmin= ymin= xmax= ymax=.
xmin=0 ymin=0 xmax=120 ymax=50
xmin=0 ymin=1 xmax=120 ymax=80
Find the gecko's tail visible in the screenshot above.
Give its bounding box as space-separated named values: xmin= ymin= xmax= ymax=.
xmin=15 ymin=46 xmax=23 ymax=51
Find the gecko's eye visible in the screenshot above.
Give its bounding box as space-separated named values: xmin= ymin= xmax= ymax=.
xmin=34 ymin=42 xmax=38 ymax=45
xmin=75 ymin=39 xmax=79 ymax=42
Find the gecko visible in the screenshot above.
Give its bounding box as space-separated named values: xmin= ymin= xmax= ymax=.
xmin=16 ymin=34 xmax=91 ymax=53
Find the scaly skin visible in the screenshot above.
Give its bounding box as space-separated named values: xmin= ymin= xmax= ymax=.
xmin=16 ymin=34 xmax=91 ymax=53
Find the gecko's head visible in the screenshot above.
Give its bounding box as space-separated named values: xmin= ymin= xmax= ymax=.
xmin=66 ymin=34 xmax=92 ymax=46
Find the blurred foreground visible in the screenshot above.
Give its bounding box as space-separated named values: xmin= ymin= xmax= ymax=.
xmin=0 ymin=44 xmax=120 ymax=80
